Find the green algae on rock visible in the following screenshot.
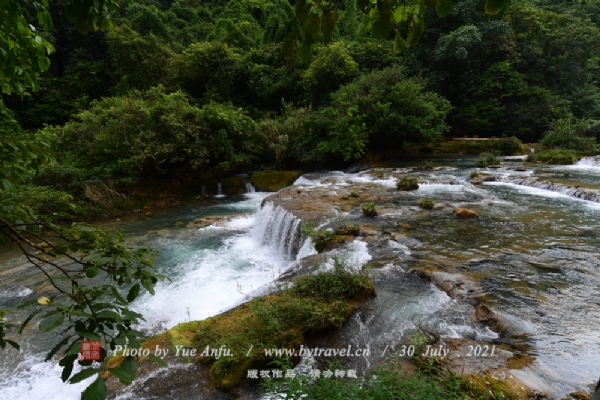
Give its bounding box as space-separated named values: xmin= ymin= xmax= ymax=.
xmin=251 ymin=171 xmax=303 ymax=192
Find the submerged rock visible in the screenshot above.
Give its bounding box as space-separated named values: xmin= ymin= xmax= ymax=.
xmin=453 ymin=207 xmax=479 ymax=218
xmin=251 ymin=170 xmax=303 ymax=192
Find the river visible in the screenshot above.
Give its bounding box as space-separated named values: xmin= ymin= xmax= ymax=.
xmin=1 ymin=155 xmax=599 ymax=399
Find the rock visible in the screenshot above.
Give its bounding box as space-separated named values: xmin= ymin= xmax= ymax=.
xmin=115 ymin=218 xmax=121 ymax=222
xmin=453 ymin=208 xmax=479 ymax=218
xmin=470 ymin=174 xmax=497 ymax=185
xmin=174 ymin=222 xmax=184 ymax=227
xmin=145 ymin=211 xmax=152 ymax=216
xmin=434 ymin=202 xmax=450 ymax=209
xmin=251 ymin=170 xmax=303 ymax=192
xmin=474 ymin=304 xmax=508 ymax=335
xmin=569 ymin=391 xmax=591 ymax=400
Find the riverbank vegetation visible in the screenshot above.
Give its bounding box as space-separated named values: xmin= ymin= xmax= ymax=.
xmin=3 ymin=0 xmax=600 ymax=216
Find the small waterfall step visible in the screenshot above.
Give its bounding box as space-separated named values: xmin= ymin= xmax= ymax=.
xmin=577 ymin=156 xmax=600 ymax=167
xmin=498 ymin=176 xmax=600 ymax=203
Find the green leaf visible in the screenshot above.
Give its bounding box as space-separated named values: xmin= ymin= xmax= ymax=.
xmin=296 ymin=0 xmax=313 ymax=21
xmin=321 ymin=11 xmax=338 ymax=36
xmin=45 ymin=336 xmax=71 ymax=361
xmin=39 ymin=314 xmax=64 ymax=332
xmin=36 ymin=10 xmax=54 ymax=30
xmin=297 ymin=42 xmax=312 ymax=63
xmin=147 ymin=354 xmax=168 ymax=367
xmin=393 ymin=7 xmax=405 ymax=23
xmin=141 ymin=278 xmax=155 ymax=296
xmin=126 ymin=284 xmax=140 ymax=303
xmin=85 ymin=266 xmax=100 ymax=278
xmin=406 ymin=17 xmax=425 ymax=47
xmin=96 ymin=310 xmax=120 ymax=320
xmin=484 ymin=0 xmax=506 ymax=15
xmin=2 ymin=179 xmax=17 ymax=193
xmin=435 ymin=0 xmax=453 ymax=17
xmin=282 ymin=30 xmax=299 ymax=60
xmin=59 ymin=354 xmax=77 ymax=382
xmin=372 ymin=18 xmax=392 ymax=39
xmin=5 ymin=340 xmax=19 ymax=350
xmin=108 ymin=356 xmax=138 ymax=385
xmin=303 ymin=13 xmax=321 ymax=43
xmin=69 ymin=368 xmax=100 ymax=384
xmin=81 ymin=378 xmax=107 ymax=400
xmin=393 ymin=33 xmax=406 ymax=54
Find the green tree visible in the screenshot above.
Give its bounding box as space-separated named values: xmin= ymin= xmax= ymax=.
xmin=0 ymin=0 xmax=120 ymax=95
xmin=303 ymin=41 xmax=358 ymax=104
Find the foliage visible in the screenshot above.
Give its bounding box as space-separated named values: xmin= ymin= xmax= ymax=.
xmin=397 ymin=176 xmax=419 ymax=191
xmin=470 ymin=170 xmax=480 ymax=178
xmin=141 ymin=258 xmax=374 ymax=389
xmin=0 ymin=0 xmax=119 ymax=95
xmin=302 ymin=42 xmax=358 ymax=104
xmin=182 ymin=41 xmax=242 ymax=100
xmin=435 ymin=137 xmax=523 ymax=155
xmin=260 ymin=357 xmax=516 ymax=400
xmin=528 ymin=149 xmax=576 ymax=165
xmin=330 ymin=67 xmax=451 ymax=149
xmin=285 ymin=0 xmax=508 ymax=61
xmin=336 ymin=223 xmax=360 ymax=236
xmin=540 ymin=118 xmax=598 ymax=153
xmin=475 ymin=151 xmax=501 ymax=167
xmin=349 ymin=190 xmax=360 ymax=198
xmin=55 ymin=86 xmax=259 ymax=178
xmin=361 ymin=202 xmax=378 ymax=217
xmin=107 ymin=25 xmax=181 ymax=93
xmin=418 ymin=197 xmax=434 ymax=209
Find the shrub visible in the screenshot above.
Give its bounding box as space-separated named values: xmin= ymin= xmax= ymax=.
xmin=528 ymin=149 xmax=576 ymax=164
xmin=540 ymin=118 xmax=597 ymax=153
xmin=397 ymin=176 xmax=419 ymax=191
xmin=419 ymin=197 xmax=434 ymax=210
xmin=336 ymin=223 xmax=360 ymax=236
xmin=475 ymin=151 xmax=500 ymax=167
xmin=361 ymin=202 xmax=378 ymax=217
xmin=349 ymin=191 xmax=360 ymax=198
xmin=421 ymin=160 xmax=434 ymax=169
xmin=470 ymin=170 xmax=480 ymax=178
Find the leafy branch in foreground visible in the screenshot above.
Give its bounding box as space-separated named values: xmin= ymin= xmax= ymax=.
xmin=0 ymin=204 xmax=167 ymax=397
xmin=0 ymin=132 xmax=166 ymax=399
xmin=284 ymin=0 xmax=507 ymax=62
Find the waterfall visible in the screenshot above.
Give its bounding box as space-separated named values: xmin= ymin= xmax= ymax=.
xmin=217 ymin=182 xmax=223 ymax=195
xmin=576 ymin=156 xmax=600 ymax=167
xmin=250 ymin=202 xmax=303 ymax=261
xmin=201 ymin=185 xmax=207 ymax=195
xmin=497 ymin=176 xmax=600 ymax=203
xmin=245 ymin=182 xmax=256 ymax=193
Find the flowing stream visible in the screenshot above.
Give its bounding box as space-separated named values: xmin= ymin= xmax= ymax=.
xmin=1 ymin=156 xmax=599 ymax=398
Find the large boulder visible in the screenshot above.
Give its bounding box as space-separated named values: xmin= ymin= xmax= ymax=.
xmin=251 ymin=170 xmax=303 ymax=192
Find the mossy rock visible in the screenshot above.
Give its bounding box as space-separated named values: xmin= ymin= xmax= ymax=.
xmin=220 ymin=176 xmax=246 ymax=195
xmin=396 ymin=177 xmax=419 ymax=191
xmin=251 ymin=170 xmax=303 ymax=192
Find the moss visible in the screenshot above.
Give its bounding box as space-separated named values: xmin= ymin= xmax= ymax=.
xmin=251 ymin=170 xmax=303 ymax=192
xmin=361 ymin=202 xmax=378 ymax=217
xmin=396 ymin=176 xmax=419 ymax=191
xmin=106 ymin=264 xmax=376 ymax=389
xmin=220 ymin=177 xmax=246 ymax=194
xmin=434 ymin=137 xmax=524 ymax=155
xmin=418 ymin=197 xmax=434 ymax=210
xmin=527 ymin=149 xmax=576 ymax=164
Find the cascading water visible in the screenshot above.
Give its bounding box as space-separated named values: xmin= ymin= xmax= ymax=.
xmin=217 ymin=182 xmax=223 ymax=196
xmin=576 ymin=155 xmax=600 ymax=167
xmin=201 ymin=185 xmax=206 ymax=195
xmin=250 ymin=201 xmax=303 ymax=261
xmin=245 ymin=182 xmax=256 ymax=193
xmin=495 ymin=175 xmax=600 ymax=203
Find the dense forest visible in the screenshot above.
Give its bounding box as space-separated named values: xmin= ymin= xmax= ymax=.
xmin=3 ymin=0 xmax=600 ymax=192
